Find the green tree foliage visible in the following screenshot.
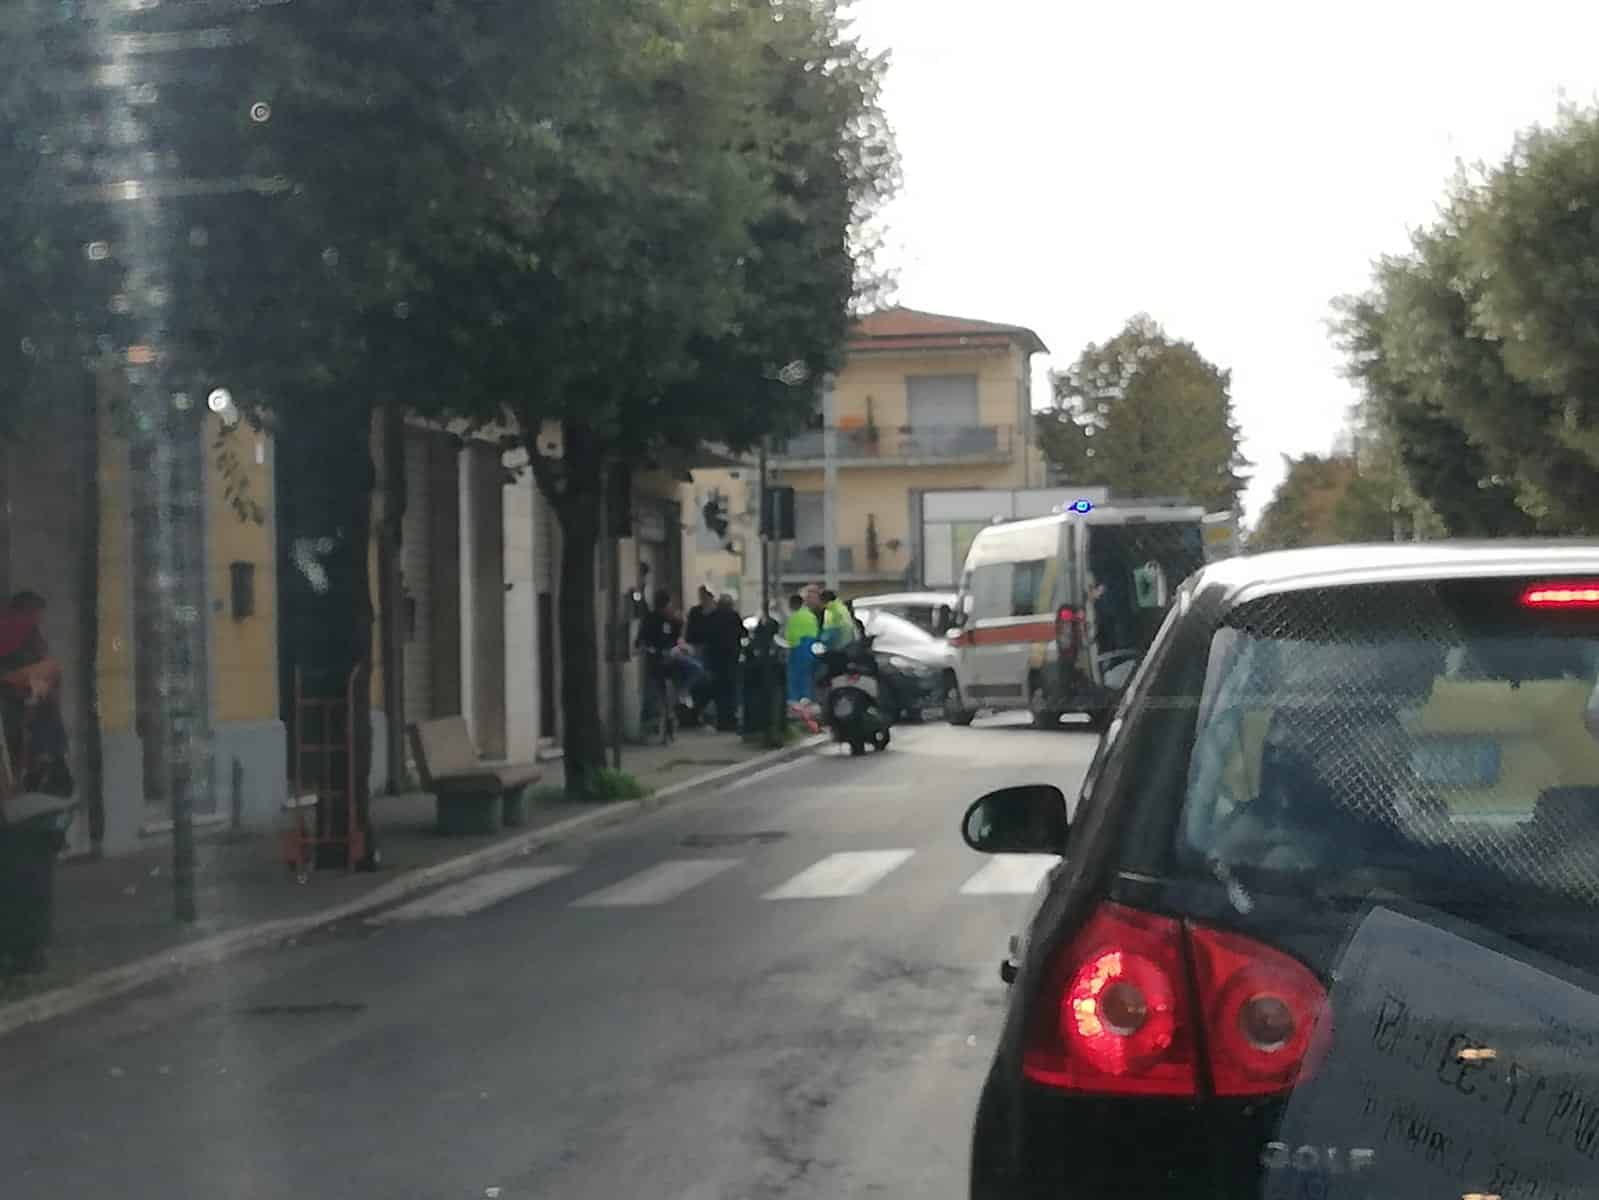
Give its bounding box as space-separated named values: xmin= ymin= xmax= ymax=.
xmin=0 ymin=0 xmax=897 ymax=799
xmin=1036 ymin=315 xmax=1248 ymax=512
xmin=1250 ymin=452 xmax=1394 ymax=551
xmin=1334 ymin=105 xmax=1599 ymax=536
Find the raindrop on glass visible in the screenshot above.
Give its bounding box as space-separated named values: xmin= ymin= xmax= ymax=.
xmin=110 ymin=294 xmax=132 ymax=315
xmin=393 ymin=301 xmax=411 ymax=319
xmin=207 ymin=388 xmax=233 ymax=413
xmin=321 ymin=247 xmax=340 ymax=267
xmin=19 ymin=338 xmax=36 ymax=357
xmin=85 ymin=241 xmax=111 ymax=262
xmin=173 ymin=392 xmax=193 ymax=411
xmin=249 ymin=101 xmax=272 ymax=124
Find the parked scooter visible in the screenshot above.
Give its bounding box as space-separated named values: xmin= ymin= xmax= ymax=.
xmin=810 ymin=636 xmax=891 ymax=756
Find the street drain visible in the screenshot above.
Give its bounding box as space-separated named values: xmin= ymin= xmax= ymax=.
xmin=679 ymin=831 xmax=787 ymax=848
xmin=237 ymin=1001 xmax=367 ymax=1017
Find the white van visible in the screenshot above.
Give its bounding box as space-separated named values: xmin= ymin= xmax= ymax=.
xmin=946 ymin=503 xmax=1207 ymax=729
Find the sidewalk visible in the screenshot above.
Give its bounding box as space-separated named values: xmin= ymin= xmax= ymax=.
xmin=0 ymin=725 xmax=818 ymax=1035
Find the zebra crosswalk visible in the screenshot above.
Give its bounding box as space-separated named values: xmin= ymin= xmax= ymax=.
xmin=370 ymin=849 xmax=1062 ymax=924
xmin=761 ymin=850 xmax=914 ymax=900
xmin=570 ymin=859 xmax=740 ymax=908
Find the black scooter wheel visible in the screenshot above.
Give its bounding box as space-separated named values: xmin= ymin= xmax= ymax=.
xmin=872 ymin=728 xmax=890 ymax=751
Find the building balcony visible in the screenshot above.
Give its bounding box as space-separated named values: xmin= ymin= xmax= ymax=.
xmin=777 ymin=542 xmax=912 ymax=584
xmin=773 ymin=424 xmax=1014 ymax=467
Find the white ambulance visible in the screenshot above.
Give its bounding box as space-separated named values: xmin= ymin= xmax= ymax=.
xmin=945 ymin=502 xmax=1208 ymax=729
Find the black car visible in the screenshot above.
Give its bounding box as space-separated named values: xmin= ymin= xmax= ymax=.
xmin=963 ymin=543 xmax=1599 ymax=1199
xmin=858 ymin=608 xmax=958 ymax=723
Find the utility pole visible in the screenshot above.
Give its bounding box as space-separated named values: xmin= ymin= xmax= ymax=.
xmin=81 ymin=0 xmax=229 ymax=922
xmin=822 ymin=378 xmax=839 ymax=592
xmin=758 ymin=440 xmax=771 ymax=619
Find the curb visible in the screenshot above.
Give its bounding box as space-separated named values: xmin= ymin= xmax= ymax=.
xmin=0 ymin=733 xmax=827 ymax=1040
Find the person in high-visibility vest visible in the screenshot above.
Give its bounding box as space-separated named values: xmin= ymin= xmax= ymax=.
xmin=784 ymin=592 xmax=820 ymax=702
xmin=820 ymin=588 xmax=857 ymax=650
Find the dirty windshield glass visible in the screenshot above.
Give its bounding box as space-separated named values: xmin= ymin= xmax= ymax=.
xmin=11 ymin=2 xmax=1599 ymax=1198
xmin=1181 ymin=580 xmax=1599 ymax=916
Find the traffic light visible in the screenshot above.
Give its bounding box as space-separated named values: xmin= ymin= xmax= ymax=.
xmin=761 ymin=485 xmax=796 ymax=540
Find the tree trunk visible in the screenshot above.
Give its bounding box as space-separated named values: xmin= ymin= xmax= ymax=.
xmin=556 ymin=495 xmax=606 ymax=796
xmin=276 ymin=400 xmax=375 ymax=864
xmin=525 ymin=418 xmax=608 ymax=798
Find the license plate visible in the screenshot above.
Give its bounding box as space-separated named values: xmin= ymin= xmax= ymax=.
xmin=921 ymin=705 xmax=944 ymax=721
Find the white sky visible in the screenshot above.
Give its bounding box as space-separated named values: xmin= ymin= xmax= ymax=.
xmin=847 ymin=0 xmax=1599 ymax=520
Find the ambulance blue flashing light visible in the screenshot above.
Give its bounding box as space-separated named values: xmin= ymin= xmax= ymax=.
xmin=1069 ymin=499 xmax=1094 ymax=514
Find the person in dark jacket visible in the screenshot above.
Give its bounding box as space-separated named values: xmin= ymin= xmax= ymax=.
xmin=702 ymin=594 xmax=744 ymax=731
xmin=683 ymin=586 xmax=714 ymax=654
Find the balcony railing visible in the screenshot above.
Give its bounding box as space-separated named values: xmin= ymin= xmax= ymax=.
xmin=778 ymin=542 xmax=910 ymax=581
xmin=775 ymin=423 xmax=1013 ymax=464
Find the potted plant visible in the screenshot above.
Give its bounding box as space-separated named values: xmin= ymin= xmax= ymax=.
xmin=861 ymin=396 xmax=881 ymax=455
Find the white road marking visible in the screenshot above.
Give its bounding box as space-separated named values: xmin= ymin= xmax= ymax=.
xmin=958 ymin=854 xmax=1060 ymax=896
xmin=570 ymin=859 xmax=739 ymax=908
xmin=367 ymin=866 xmax=575 ymax=923
xmin=721 ymin=757 xmax=808 ymax=792
xmin=763 ymin=849 xmax=915 ymax=900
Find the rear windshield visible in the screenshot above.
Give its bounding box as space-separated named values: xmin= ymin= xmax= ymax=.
xmin=1176 ymin=577 xmax=1599 ymax=907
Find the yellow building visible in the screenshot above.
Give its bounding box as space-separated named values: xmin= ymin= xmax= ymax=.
xmin=1 ymin=391 xmax=283 ymax=855
xmin=768 ymin=307 xmax=1049 ymax=600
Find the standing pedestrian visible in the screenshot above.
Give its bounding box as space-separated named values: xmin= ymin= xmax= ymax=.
xmin=784 ymin=592 xmax=819 ymax=702
xmin=820 ymin=588 xmax=856 ymax=650
xmin=703 ymin=594 xmax=744 ymax=732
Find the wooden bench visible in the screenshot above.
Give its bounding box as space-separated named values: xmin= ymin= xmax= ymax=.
xmin=407 ymin=717 xmax=543 ymax=835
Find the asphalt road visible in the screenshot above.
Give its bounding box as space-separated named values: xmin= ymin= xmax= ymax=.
xmin=0 ymin=715 xmax=1100 ymax=1200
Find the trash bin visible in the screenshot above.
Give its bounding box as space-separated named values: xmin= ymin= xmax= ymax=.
xmin=0 ymin=792 xmax=76 ymax=972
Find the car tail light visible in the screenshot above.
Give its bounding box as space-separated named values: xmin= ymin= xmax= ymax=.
xmin=1187 ymin=924 xmax=1330 ymax=1096
xmin=1023 ymin=903 xmax=1328 ymax=1099
xmin=1023 ymin=905 xmax=1198 ymax=1096
xmin=1521 ymin=582 xmax=1599 ymax=608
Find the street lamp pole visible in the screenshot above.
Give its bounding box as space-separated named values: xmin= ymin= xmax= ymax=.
xmin=822 ymin=378 xmax=839 ymax=593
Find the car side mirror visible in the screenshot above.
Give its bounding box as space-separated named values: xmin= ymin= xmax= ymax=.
xmin=960 ymin=784 xmax=1069 ymax=855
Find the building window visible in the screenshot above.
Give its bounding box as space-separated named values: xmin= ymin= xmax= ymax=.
xmin=968 ymin=562 xmax=1014 ymax=622
xmin=906 ymin=374 xmax=994 ymax=457
xmin=1009 ymin=558 xmax=1056 ymax=616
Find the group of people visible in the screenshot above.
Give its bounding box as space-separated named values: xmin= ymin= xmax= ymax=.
xmin=636 ymin=586 xmax=745 ymax=732
xmin=634 ymin=581 xmax=866 ymax=731
xmin=783 ymin=584 xmax=861 ymax=704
